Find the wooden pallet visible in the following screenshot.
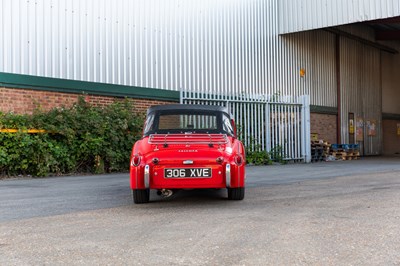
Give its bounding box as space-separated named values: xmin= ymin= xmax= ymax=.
xmin=346 ymin=153 xmax=360 ymax=160
xmin=311 ymin=140 xmax=331 ymax=162
xmin=331 ymin=153 xmax=361 ymax=161
xmin=331 ymin=151 xmax=347 ymax=157
xmin=329 ymin=144 xmax=361 ymax=160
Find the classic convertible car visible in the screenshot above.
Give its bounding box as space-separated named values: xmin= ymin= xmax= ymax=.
xmin=130 ymin=104 xmax=246 ymax=203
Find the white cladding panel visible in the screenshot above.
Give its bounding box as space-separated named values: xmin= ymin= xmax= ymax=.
xmin=279 ymin=0 xmax=400 ymax=34
xmin=0 ymin=0 xmax=337 ymax=107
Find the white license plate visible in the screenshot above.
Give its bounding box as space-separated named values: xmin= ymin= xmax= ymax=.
xmin=164 ymin=168 xmax=212 ymax=178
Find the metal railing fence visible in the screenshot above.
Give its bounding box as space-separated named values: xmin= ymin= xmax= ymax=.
xmin=181 ymin=91 xmax=311 ymax=162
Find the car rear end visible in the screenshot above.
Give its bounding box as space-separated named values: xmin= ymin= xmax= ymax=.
xmin=129 ymin=104 xmax=245 ymax=204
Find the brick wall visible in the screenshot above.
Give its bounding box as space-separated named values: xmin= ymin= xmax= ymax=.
xmin=382 ymin=119 xmax=400 ymax=155
xmin=310 ymin=113 xmax=337 ymax=144
xmin=0 ymin=87 xmax=177 ymax=115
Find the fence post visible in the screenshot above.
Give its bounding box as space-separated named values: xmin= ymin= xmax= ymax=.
xmin=300 ymin=95 xmax=311 ymax=163
xmin=180 ymin=89 xmax=184 ymax=104
xmin=265 ymin=102 xmax=270 ymax=152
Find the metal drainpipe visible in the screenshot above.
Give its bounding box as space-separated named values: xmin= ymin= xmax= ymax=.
xmin=336 ymin=34 xmax=341 ymax=144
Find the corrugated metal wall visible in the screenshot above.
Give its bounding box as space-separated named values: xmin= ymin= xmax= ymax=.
xmin=382 ymin=43 xmax=400 ymax=114
xmin=279 ymin=0 xmax=400 ymax=34
xmin=0 ymin=0 xmax=337 ymax=107
xmin=340 ymin=37 xmax=382 ymax=155
xmin=281 ymin=31 xmax=336 ymax=107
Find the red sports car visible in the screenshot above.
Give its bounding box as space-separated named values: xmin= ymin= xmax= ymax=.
xmin=130 ymin=104 xmax=246 ymax=203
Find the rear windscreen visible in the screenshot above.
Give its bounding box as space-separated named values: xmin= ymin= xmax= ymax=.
xmin=144 ymin=110 xmax=234 ymax=136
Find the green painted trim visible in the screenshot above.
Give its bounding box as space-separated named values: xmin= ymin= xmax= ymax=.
xmin=0 ymin=72 xmax=180 ymax=102
xmin=382 ymin=113 xmax=400 ymax=120
xmin=310 ymin=105 xmax=338 ymax=115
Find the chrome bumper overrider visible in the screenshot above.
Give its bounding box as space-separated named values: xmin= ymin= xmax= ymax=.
xmin=144 ymin=164 xmax=150 ymax=189
xmin=225 ymin=163 xmax=231 ymax=188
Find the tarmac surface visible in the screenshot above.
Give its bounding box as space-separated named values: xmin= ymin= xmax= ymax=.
xmin=1 ymin=156 xmax=400 ymax=265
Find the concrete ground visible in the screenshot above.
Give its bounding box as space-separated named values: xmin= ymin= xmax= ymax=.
xmin=1 ymin=157 xmax=400 ymax=265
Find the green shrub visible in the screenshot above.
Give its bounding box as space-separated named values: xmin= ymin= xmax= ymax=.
xmin=236 ymin=126 xmax=286 ymax=165
xmin=244 ymin=143 xmax=287 ymax=165
xmin=0 ymin=97 xmax=143 ymax=177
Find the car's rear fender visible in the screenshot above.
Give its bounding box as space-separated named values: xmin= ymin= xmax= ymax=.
xmin=227 ymin=162 xmax=245 ymax=188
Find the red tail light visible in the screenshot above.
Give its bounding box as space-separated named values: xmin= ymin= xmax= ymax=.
xmin=131 ymin=154 xmax=141 ymax=166
xmin=234 ymin=155 xmax=243 ymax=165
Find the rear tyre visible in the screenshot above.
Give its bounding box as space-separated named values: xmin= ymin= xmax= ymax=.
xmin=227 ymin=187 xmax=245 ymax=200
xmin=133 ymin=189 xmax=150 ymax=204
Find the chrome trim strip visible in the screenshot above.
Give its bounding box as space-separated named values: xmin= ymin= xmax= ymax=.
xmin=183 ymin=160 xmax=194 ymax=165
xmin=225 ymin=163 xmax=231 ymax=188
xmin=135 ymin=166 xmax=138 ymax=188
xmin=144 ymin=165 xmax=150 ymax=189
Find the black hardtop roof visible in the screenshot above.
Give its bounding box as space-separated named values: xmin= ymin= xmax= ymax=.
xmin=147 ymin=104 xmax=229 ymax=115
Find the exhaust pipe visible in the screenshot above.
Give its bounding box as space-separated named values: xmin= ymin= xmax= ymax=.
xmin=157 ymin=189 xmax=174 ymax=198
